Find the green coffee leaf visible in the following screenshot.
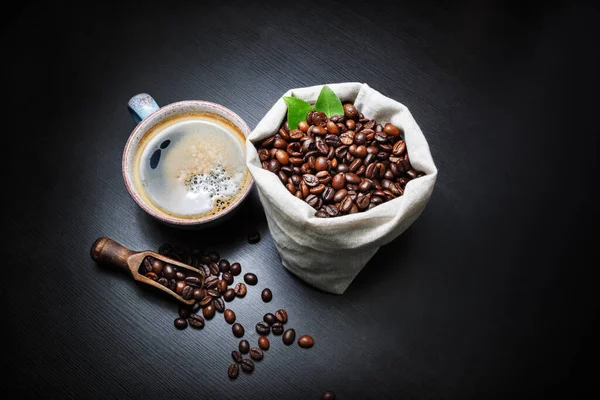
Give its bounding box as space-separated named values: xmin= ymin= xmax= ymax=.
xmin=283 ymin=96 xmax=313 ymax=130
xmin=314 ymin=85 xmax=344 ymax=118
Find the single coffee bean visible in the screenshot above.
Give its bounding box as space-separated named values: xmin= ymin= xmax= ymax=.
xmin=188 ymin=314 xmax=205 ymax=329
xmin=182 ymin=285 xmax=194 ymax=300
xmin=298 ymin=335 xmax=314 ymax=348
xmin=322 ymin=390 xmax=336 ymax=400
xmin=217 ymin=279 xmax=228 ymax=293
xmin=203 ymin=304 xmax=215 ymax=319
xmin=282 ymin=328 xmax=296 ymax=345
xmin=250 ymin=347 xmax=264 ymax=361
xmin=240 ymin=358 xmax=254 ymax=373
xmin=384 ymin=123 xmax=401 ymax=136
xmin=234 ymin=282 xmax=247 ymax=297
xmin=157 ymin=276 xmax=168 ymax=287
xmin=145 ymin=271 xmax=159 ymax=281
xmin=343 ymin=103 xmax=359 ymax=119
xmin=239 ymin=340 xmax=250 ymax=354
xmin=218 ymin=259 xmax=230 ymax=273
xmin=151 ymin=258 xmax=164 ymax=274
xmin=174 ymin=317 xmax=188 ymax=330
xmin=168 ymin=279 xmax=177 ymax=292
xmin=184 ymin=276 xmax=202 ymax=287
xmin=244 ymin=273 xmax=258 ymax=285
xmin=199 ymin=295 xmax=213 ymax=308
xmin=207 ymin=289 xmax=220 ymax=298
xmin=222 ymin=272 xmax=234 ymax=285
xmin=255 ymin=336 xmax=269 ymax=353
xmin=224 ymin=309 xmax=236 ymax=324
xmin=208 ymin=262 xmax=220 ymax=276
xmin=261 ymin=288 xmax=273 ymax=302
xmin=228 ymin=363 xmax=239 ymax=379
xmin=230 ymin=262 xmax=242 ymax=276
xmin=275 ymin=309 xmax=288 ymax=324
xmin=232 ymin=323 xmax=245 ymax=338
xmin=223 ymin=288 xmax=236 ymax=302
xmin=175 ymin=281 xmax=186 ymax=295
xmin=256 ymin=322 xmax=270 ymax=335
xmin=271 ymin=322 xmax=284 ymax=335
xmin=214 ymin=297 xmax=225 ymax=313
xmin=247 ymin=230 xmax=261 ymax=244
xmin=333 ymin=188 xmax=348 ymax=203
xmin=199 ymin=264 xmax=211 ymax=278
xmin=178 ymin=304 xmax=191 ymax=319
xmin=263 ymin=313 xmax=277 ymax=325
xmin=232 ymin=350 xmax=243 ymax=363
xmin=175 ymin=271 xmax=185 ymax=281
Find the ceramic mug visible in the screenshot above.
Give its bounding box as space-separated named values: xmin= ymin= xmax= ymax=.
xmin=123 ymin=93 xmax=253 ymax=227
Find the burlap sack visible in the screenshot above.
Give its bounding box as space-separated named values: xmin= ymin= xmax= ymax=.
xmin=246 ymin=82 xmax=438 ymax=294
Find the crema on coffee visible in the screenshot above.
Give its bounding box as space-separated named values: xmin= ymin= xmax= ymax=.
xmin=132 ymin=112 xmax=251 ymax=219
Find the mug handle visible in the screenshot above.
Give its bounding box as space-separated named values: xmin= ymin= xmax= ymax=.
xmin=128 ymin=93 xmax=160 ymax=124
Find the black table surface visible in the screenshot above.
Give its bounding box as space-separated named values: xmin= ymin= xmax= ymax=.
xmin=2 ymin=1 xmax=599 ymax=399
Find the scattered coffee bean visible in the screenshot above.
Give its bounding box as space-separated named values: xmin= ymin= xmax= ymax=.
xmin=261 ymin=288 xmax=273 ymax=302
xmin=263 ymin=313 xmax=277 ymax=325
xmin=232 ymin=323 xmax=245 ymax=338
xmin=231 ymin=350 xmax=243 ymax=363
xmin=214 ymin=297 xmax=225 ymax=313
xmin=184 ymin=276 xmax=202 ymax=287
xmin=322 ymin=390 xmax=336 ymax=400
xmin=234 ymin=282 xmax=247 ymax=297
xmin=298 ymin=335 xmax=314 ymax=348
xmin=282 ymin=328 xmax=296 ymax=345
xmin=199 ymin=296 xmax=213 ymax=308
xmin=203 ymin=304 xmax=215 ymax=319
xmin=258 ymin=336 xmax=270 ymax=351
xmin=224 ymin=309 xmax=236 ymax=324
xmin=243 ymin=273 xmax=258 ymax=286
xmin=222 ymin=272 xmax=234 ymax=285
xmin=218 ymin=259 xmax=230 ymax=273
xmin=223 ymin=288 xmax=236 ymax=302
xmin=271 ymin=322 xmax=284 ymax=335
xmin=247 ymin=231 xmax=261 ymax=244
xmin=174 ymin=317 xmax=188 ymax=330
xmin=256 ymin=322 xmax=270 ymax=335
xmin=249 ymin=347 xmax=264 ymax=361
xmin=188 ymin=314 xmax=205 ymax=329
xmin=230 ymin=262 xmax=242 ymax=276
xmin=239 ymin=340 xmax=250 ymax=354
xmin=228 ymin=364 xmax=239 ymax=379
xmin=275 ymin=309 xmax=288 ymax=324
xmin=178 ymin=304 xmax=190 ymax=319
xmin=240 ymin=359 xmax=254 ymax=373
xmin=217 ymin=279 xmax=228 ymax=293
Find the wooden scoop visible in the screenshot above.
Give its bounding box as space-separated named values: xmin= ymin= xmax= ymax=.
xmin=90 ymin=236 xmax=205 ymax=305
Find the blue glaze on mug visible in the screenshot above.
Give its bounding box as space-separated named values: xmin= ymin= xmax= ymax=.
xmin=128 ymin=93 xmax=160 ymax=123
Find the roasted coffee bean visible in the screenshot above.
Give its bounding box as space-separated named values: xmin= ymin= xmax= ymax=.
xmin=283 ymin=329 xmax=296 ymax=345
xmin=228 ymin=363 xmax=239 ymax=379
xmin=145 ymin=271 xmax=159 ymax=281
xmin=349 ymin=158 xmax=362 ymax=172
xmin=241 ymin=358 xmax=254 ymax=373
xmin=390 ymin=161 xmax=404 ymax=176
xmin=157 ymin=277 xmax=168 ymax=286
xmin=384 ymin=123 xmax=401 ymax=136
xmin=199 ymin=264 xmax=211 ymax=278
xmin=309 ymin=184 xmax=326 ymax=195
xmin=339 ymin=132 xmax=354 ymax=146
xmin=256 ymin=322 xmax=271 ymax=335
xmin=271 ymin=322 xmax=284 ymax=335
xmin=244 ymin=273 xmax=258 ymax=285
xmin=406 ymin=169 xmax=418 ymax=179
xmin=303 ymin=174 xmax=319 ymax=187
xmin=174 ymin=271 xmax=185 ymax=281
xmin=358 ymin=179 xmax=372 ymax=192
xmin=230 ymin=262 xmax=242 ymax=276
xmin=331 ymin=173 xmax=346 ymax=190
xmin=356 ymin=194 xmax=371 ymax=210
xmin=392 ymin=139 xmax=406 ymax=155
xmin=163 ymin=264 xmax=175 ymax=279
xmin=345 ymin=172 xmax=360 ymax=184
xmin=214 ymin=297 xmax=225 ymax=312
xmin=343 ymin=103 xmax=359 ymax=119
xmin=306 ymin=194 xmax=322 ymax=209
xmin=316 ymin=170 xmax=332 ymax=184
xmin=346 ymin=119 xmax=355 ymax=130
xmin=263 ymin=313 xmax=277 ymax=325
xmin=223 ymin=288 xmax=236 ymax=302
xmin=298 ymin=335 xmax=314 ymax=348
xmin=239 ymin=340 xmax=250 ymax=354
xmin=333 ymin=188 xmax=348 ymax=203
xmin=184 ymin=276 xmax=202 ymax=287
xmin=174 ymin=317 xmax=188 ymax=330
xmin=322 ymin=204 xmax=339 ymax=217
xmin=168 ymin=279 xmax=177 ymax=292
xmin=203 ymin=304 xmax=215 ymax=319
xmin=182 ymin=285 xmax=194 ymax=300
xmin=205 ymin=278 xmax=219 ymax=291
xmin=232 ymin=350 xmax=243 ymax=363
xmin=326 ymin=120 xmax=339 ymax=134
xmin=218 ymin=259 xmax=230 ymax=273
xmin=275 ymin=309 xmax=288 ymax=324
xmin=232 ymin=323 xmax=245 ymax=338
xmin=261 ymin=288 xmax=273 ymax=302
xmin=258 ymin=336 xmax=270 ymax=350
xmin=315 ymin=210 xmax=329 ymax=218
xmin=340 ymin=196 xmax=354 ymax=213
xmin=248 ymin=230 xmax=261 ymax=244
xmin=178 ymin=304 xmax=191 ymax=319
xmin=234 ymin=282 xmax=247 ymax=297
xmin=207 ymin=289 xmax=220 ymax=298
xmin=250 ymin=347 xmax=264 ymax=361
xmin=175 ymin=281 xmax=186 ymax=295
xmin=217 ymin=279 xmax=228 ymax=293
xmin=141 ymin=257 xmax=154 ymax=273
xmin=224 ymin=309 xmax=236 ymax=324
xmin=322 ymin=390 xmax=336 ymax=400
xmin=208 ymin=262 xmax=220 ymax=276
xmin=322 ymin=186 xmax=335 ymax=202
xmin=324 ymin=134 xmax=342 ymax=147
xmin=188 ymin=314 xmax=205 ymax=329
xmin=298 ymin=120 xmax=309 ymax=132
xmin=222 ymin=272 xmax=234 ymax=285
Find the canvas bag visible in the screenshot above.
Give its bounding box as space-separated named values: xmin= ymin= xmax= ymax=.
xmin=246 ymin=82 xmax=438 ymax=294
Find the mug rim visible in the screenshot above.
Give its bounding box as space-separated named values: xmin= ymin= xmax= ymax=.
xmin=122 ymin=100 xmax=254 ymax=226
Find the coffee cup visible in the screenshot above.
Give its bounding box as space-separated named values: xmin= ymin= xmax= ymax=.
xmin=123 ymin=93 xmax=253 ymax=227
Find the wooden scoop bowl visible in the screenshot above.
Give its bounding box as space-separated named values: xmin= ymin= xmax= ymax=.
xmin=90 ymin=236 xmax=205 ymax=305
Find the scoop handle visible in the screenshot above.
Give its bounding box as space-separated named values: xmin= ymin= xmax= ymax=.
xmin=90 ymin=237 xmax=135 ymax=272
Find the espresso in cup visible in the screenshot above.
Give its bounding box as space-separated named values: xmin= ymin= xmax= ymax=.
xmin=123 ymin=94 xmax=253 ymax=226
xmin=132 ymin=112 xmax=251 ymax=220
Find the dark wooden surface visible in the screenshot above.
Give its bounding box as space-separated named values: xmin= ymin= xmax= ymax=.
xmin=2 ymin=1 xmax=598 ymax=398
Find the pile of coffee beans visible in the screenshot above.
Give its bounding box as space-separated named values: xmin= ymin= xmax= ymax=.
xmin=256 ymin=102 xmax=426 ymax=217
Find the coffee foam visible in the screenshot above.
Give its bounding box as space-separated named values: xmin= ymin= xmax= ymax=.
xmin=133 ymin=112 xmax=250 ymax=219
